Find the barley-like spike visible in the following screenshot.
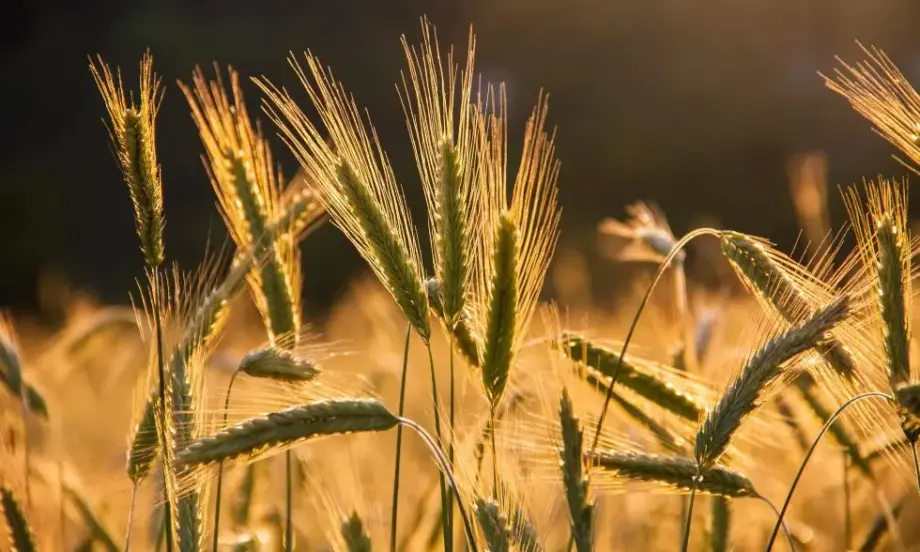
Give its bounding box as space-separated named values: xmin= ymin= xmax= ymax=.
xmin=893 ymin=383 xmax=920 ymax=441
xmin=720 ymin=231 xmax=857 ymax=380
xmin=695 ymin=295 xmax=850 ymax=468
xmin=876 ymin=218 xmax=910 ymax=388
xmin=239 ymin=346 xmax=319 ymax=383
xmin=89 ymin=54 xmax=165 ymax=268
xmin=474 ymin=498 xmax=510 ymax=552
xmin=341 ymin=511 xmax=372 ymax=552
xmin=258 ymin=56 xmax=430 ymax=341
xmin=586 ymin=450 xmax=756 ymax=498
xmin=176 ymin=399 xmax=398 ymax=467
xmin=399 ymin=21 xmax=479 ymax=328
xmin=563 ymin=334 xmax=702 ymax=421
xmin=710 ymin=497 xmax=731 ymax=552
xmin=481 ymin=213 xmax=519 ymax=406
xmin=335 ymin=160 xmax=430 ymax=339
xmin=426 ymin=278 xmax=481 ymax=367
xmin=559 ymin=388 xmax=593 ymax=552
xmin=0 ymin=371 xmax=47 ymax=420
xmin=1 ymin=486 xmax=36 ymax=552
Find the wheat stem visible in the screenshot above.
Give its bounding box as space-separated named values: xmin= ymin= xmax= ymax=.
xmin=211 ymin=368 xmax=241 ymax=552
xmin=390 ymin=324 xmax=412 ymax=552
xmin=448 ymin=338 xmax=456 ymax=550
xmin=755 ymin=495 xmax=795 ymax=552
xmin=765 ymin=391 xmax=892 ymax=550
xmin=590 ymin=228 xmax=720 ymax=453
xmin=125 ymin=482 xmax=138 ymax=552
xmin=397 ymin=417 xmax=479 ymax=552
xmin=285 ymin=451 xmax=293 ymax=551
xmin=680 ymin=485 xmax=697 ymax=552
xmin=426 ymin=341 xmax=450 ymax=552
xmin=150 ymin=272 xmax=174 ymax=552
xmin=843 ymin=450 xmax=851 ymax=549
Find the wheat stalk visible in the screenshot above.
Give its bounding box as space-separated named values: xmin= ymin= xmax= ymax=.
xmin=695 ymin=295 xmax=850 ymax=468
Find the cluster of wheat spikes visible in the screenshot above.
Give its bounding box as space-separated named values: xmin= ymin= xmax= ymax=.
xmin=7 ymin=20 xmax=920 ymax=552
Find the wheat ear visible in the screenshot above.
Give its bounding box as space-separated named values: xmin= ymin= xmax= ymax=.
xmin=1 ymin=486 xmax=36 ymax=552
xmin=695 ymin=295 xmax=850 ymax=468
xmin=177 ymin=399 xmax=398 ymax=468
xmin=341 ymin=511 xmax=373 ymax=552
xmin=563 ymin=334 xmax=702 ymax=421
xmin=558 ymin=388 xmax=592 ymax=552
xmin=720 ymin=231 xmax=857 ymax=380
xmin=258 ymin=55 xmax=430 ymax=341
xmin=586 ymin=450 xmax=756 ymax=498
xmin=89 ymin=53 xmax=165 ymax=268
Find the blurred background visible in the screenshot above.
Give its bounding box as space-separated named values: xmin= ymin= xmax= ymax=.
xmin=2 ymin=0 xmax=919 ymax=319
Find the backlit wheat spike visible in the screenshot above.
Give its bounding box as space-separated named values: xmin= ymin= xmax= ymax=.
xmin=176 ymin=399 xmax=398 ymax=468
xmin=824 ymin=44 xmax=920 ymax=171
xmin=0 ymin=485 xmax=35 ymax=552
xmin=473 ymin=91 xmax=561 ymax=405
xmin=181 ymin=66 xmax=301 ymax=340
xmin=474 ymin=498 xmax=510 ymax=552
xmin=558 ymin=388 xmax=593 ymax=552
xmin=893 ymin=383 xmax=920 ymax=441
xmin=695 ymin=295 xmax=850 ymax=468
xmin=258 ymin=54 xmax=430 ymax=340
xmin=720 ymin=231 xmax=857 ymax=381
xmin=597 ymin=201 xmax=685 ymax=265
xmin=426 ymin=278 xmax=482 ymax=366
xmin=562 ymin=334 xmax=703 ymax=421
xmin=400 ymin=18 xmax=481 ymax=329
xmin=844 ymin=181 xmax=911 ymax=387
xmin=89 ymin=53 xmax=165 ymax=268
xmin=586 ymin=450 xmax=756 ymax=498
xmin=239 ymin=345 xmax=320 ymax=383
xmin=0 ymin=315 xmax=47 ymax=420
xmin=341 ymin=511 xmax=373 ymax=552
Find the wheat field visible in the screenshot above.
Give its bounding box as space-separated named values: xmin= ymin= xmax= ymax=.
xmin=3 ymin=18 xmax=920 ymax=552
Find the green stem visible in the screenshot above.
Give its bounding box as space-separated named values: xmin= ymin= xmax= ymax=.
xmin=490 ymin=407 xmax=498 ymax=497
xmin=911 ymin=443 xmax=920 ymax=494
xmin=843 ymin=449 xmax=851 ymax=550
xmin=448 ymin=339 xmax=456 ymax=551
xmin=397 ymin=418 xmax=479 ymax=552
xmin=285 ymin=450 xmax=292 ymax=552
xmin=589 ymin=229 xmax=719 ymax=454
xmin=151 ymin=271 xmax=173 ymax=552
xmin=211 ymin=369 xmax=241 ymax=552
xmin=765 ymin=392 xmax=891 ymax=550
xmin=389 ymin=324 xmax=412 ymax=552
xmin=426 ymin=342 xmax=450 ymax=552
xmin=680 ymin=485 xmax=697 ymax=552
xmin=124 ymin=482 xmax=138 ymax=552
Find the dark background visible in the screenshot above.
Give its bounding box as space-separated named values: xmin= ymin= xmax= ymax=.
xmin=1 ymin=0 xmax=917 ymax=316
